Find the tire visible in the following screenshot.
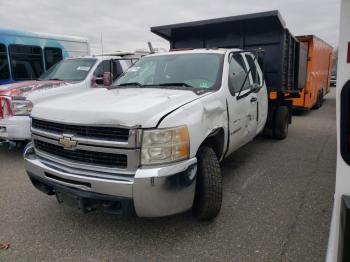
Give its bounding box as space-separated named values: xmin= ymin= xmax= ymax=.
xmin=193 ymin=146 xmax=222 ymax=220
xmin=314 ymin=93 xmax=321 ymax=109
xmin=273 ymin=106 xmax=289 ymax=140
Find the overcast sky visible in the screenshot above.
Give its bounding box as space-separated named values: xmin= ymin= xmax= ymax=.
xmin=0 ymin=0 xmax=341 ymax=54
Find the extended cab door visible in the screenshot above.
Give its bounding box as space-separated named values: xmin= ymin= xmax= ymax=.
xmin=244 ymin=53 xmax=268 ymax=133
xmin=226 ymin=53 xmax=257 ymax=154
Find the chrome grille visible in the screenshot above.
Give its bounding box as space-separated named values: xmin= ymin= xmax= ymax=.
xmin=32 ymin=118 xmax=130 ymax=141
xmin=34 ymin=140 xmax=128 ymax=169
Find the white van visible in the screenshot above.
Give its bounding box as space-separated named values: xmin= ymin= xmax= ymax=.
xmin=326 ymin=0 xmax=350 ymax=261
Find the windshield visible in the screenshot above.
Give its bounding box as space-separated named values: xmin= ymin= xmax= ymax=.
xmin=39 ymin=58 xmax=97 ymax=81
xmin=114 ymin=53 xmax=224 ymax=90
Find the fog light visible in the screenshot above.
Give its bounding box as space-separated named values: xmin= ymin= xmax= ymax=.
xmin=187 ymin=164 xmax=197 ymax=180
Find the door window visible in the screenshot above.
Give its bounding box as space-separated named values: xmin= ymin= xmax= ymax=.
xmin=94 ymin=60 xmax=124 ymax=81
xmin=9 ymin=44 xmax=44 ymax=80
xmin=44 ymin=47 xmax=63 ymax=70
xmin=228 ymin=54 xmax=250 ymax=95
xmin=0 ymin=44 xmax=10 ymax=81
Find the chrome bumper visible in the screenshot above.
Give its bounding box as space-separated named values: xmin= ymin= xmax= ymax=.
xmin=24 ymin=144 xmax=197 ymax=217
xmin=0 ymin=116 xmax=31 ymax=141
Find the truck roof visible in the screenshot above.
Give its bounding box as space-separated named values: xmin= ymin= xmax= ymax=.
xmin=146 ymin=48 xmax=240 ymax=57
xmin=0 ymin=27 xmax=88 ymax=43
xmin=296 ymin=35 xmax=333 ymax=49
xmin=65 ymin=55 xmax=123 ymax=61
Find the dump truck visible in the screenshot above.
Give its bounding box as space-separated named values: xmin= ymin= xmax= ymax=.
xmin=292 ymin=35 xmax=333 ymax=110
xmin=23 ymin=11 xmax=307 ymax=220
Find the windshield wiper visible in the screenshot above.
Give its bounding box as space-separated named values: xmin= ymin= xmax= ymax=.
xmin=47 ymin=78 xmax=63 ymax=81
xmin=117 ymin=82 xmax=144 ymax=87
xmin=153 ymin=82 xmax=194 ymax=88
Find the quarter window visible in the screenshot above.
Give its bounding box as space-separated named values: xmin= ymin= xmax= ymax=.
xmin=245 ymin=54 xmax=261 ymax=85
xmin=0 ymin=44 xmax=10 ymax=81
xmin=44 ymin=47 xmax=63 ymax=70
xmin=9 ymin=44 xmax=44 ymax=80
xmin=228 ymin=54 xmax=250 ymax=95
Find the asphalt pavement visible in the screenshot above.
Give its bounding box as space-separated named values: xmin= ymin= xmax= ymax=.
xmin=0 ymin=88 xmax=337 ymax=261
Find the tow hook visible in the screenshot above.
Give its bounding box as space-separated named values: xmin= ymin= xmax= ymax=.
xmin=0 ymin=140 xmax=17 ymax=150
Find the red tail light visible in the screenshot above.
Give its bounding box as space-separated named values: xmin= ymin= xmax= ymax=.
xmin=0 ymin=96 xmax=12 ymax=119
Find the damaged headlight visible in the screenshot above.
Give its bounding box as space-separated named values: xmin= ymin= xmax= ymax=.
xmin=141 ymin=126 xmax=190 ymax=165
xmin=10 ymin=98 xmax=33 ymax=116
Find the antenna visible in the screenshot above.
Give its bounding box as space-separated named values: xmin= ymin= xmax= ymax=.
xmin=148 ymin=42 xmax=155 ymax=54
xmin=100 ymin=32 xmax=105 ymax=73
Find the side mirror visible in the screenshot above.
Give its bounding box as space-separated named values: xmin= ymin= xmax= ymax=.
xmin=102 ymin=72 xmax=112 ymax=86
xmin=92 ymin=72 xmax=112 ymax=87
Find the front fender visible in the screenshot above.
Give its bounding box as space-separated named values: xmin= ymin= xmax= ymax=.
xmin=158 ymin=92 xmax=228 ymax=158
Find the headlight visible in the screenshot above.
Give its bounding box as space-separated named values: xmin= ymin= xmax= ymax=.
xmin=10 ymin=99 xmax=33 ymax=116
xmin=141 ymin=126 xmax=190 ymax=165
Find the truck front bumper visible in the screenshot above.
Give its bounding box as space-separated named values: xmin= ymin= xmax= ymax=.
xmin=0 ymin=116 xmax=31 ymax=141
xmin=24 ymin=144 xmax=197 ymax=217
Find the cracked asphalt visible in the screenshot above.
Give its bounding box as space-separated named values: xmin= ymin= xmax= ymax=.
xmin=0 ymin=88 xmax=336 ymax=261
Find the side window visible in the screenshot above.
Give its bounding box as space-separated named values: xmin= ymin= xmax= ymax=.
xmin=94 ymin=60 xmax=126 ymax=82
xmin=44 ymin=47 xmax=63 ymax=70
xmin=112 ymin=61 xmax=124 ymax=79
xmin=228 ymin=54 xmax=249 ymax=95
xmin=0 ymin=44 xmax=10 ymax=81
xmin=9 ymin=44 xmax=44 ymax=80
xmin=245 ymin=54 xmax=261 ymax=85
xmin=93 ymin=60 xmax=111 ymax=78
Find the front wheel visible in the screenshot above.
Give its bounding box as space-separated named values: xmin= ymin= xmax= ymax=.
xmin=193 ymin=146 xmax=223 ymax=220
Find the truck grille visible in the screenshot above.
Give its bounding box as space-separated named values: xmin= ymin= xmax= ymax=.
xmin=34 ymin=140 xmax=128 ymax=169
xmin=32 ymin=118 xmax=130 ymax=142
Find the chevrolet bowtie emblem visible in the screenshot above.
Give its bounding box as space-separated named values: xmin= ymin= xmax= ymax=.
xmin=58 ymin=135 xmax=78 ymax=150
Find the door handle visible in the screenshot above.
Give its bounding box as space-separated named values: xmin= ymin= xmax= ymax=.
xmin=250 ymin=97 xmax=257 ymax=103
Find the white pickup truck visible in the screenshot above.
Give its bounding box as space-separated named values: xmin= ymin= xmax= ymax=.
xmin=0 ymin=55 xmax=132 ymax=145
xmin=24 ymin=11 xmax=304 ymax=220
xmin=25 ymin=49 xmax=281 ymax=219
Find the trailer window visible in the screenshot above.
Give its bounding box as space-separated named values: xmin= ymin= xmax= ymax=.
xmin=228 ymin=54 xmax=250 ymax=95
xmin=0 ymin=44 xmax=10 ymax=81
xmin=9 ymin=44 xmax=44 ymax=81
xmin=44 ymin=47 xmax=63 ymax=70
xmin=341 ymin=80 xmax=350 ymax=166
xmin=245 ymin=54 xmax=261 ymax=85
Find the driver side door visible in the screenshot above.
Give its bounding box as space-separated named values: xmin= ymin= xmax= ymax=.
xmin=226 ymin=53 xmax=257 ymax=154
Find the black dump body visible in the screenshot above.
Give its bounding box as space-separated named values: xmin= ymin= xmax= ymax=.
xmin=151 ymin=10 xmax=307 ymax=95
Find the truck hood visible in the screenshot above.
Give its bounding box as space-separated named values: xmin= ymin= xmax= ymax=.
xmin=0 ymin=80 xmax=67 ymax=97
xmin=32 ymin=88 xmax=208 ymax=128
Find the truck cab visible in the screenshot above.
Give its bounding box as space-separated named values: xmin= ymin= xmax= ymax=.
xmin=0 ymin=55 xmax=133 ymax=144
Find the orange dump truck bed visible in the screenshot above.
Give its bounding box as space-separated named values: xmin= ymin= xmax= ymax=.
xmin=292 ymin=35 xmax=333 ymax=110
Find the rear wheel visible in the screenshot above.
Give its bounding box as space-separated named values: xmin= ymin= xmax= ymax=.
xmin=273 ymin=106 xmax=289 ymax=140
xmin=193 ymin=146 xmax=222 ymax=220
xmin=314 ymin=92 xmax=322 ymax=109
